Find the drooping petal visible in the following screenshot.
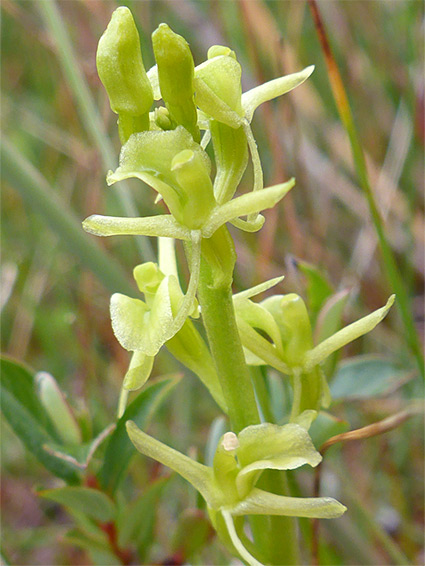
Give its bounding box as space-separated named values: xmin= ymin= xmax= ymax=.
xmin=303 ymin=295 xmax=395 ymax=371
xmin=202 ymin=179 xmax=295 ymax=238
xmin=82 ymin=214 xmax=191 ymax=240
xmin=228 ymin=487 xmax=346 ymax=519
xmin=123 ymin=351 xmax=155 ymax=391
xmin=242 ymin=66 xmax=315 ymax=123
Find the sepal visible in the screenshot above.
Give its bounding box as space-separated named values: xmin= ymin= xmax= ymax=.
xmin=242 ymin=65 xmax=315 ymax=123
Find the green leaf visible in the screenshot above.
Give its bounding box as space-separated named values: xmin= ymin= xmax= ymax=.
xmin=40 ymin=487 xmax=116 ymax=522
xmin=63 ymin=528 xmax=119 ymax=565
xmin=117 ymin=477 xmax=169 ymax=550
xmin=330 ymin=355 xmax=412 ymax=400
xmin=36 ymin=371 xmax=82 ymax=445
xmin=0 ymin=357 xmax=80 ymax=483
xmin=43 ymin=425 xmax=115 ymax=470
xmin=171 ymin=509 xmax=213 ymax=561
xmin=296 ymin=260 xmax=334 ymax=324
xmin=99 ymin=376 xmax=180 ymax=493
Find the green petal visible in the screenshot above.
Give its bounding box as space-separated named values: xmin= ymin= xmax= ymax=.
xmin=304 ymin=295 xmax=395 ymax=371
xmin=82 ymin=214 xmax=191 ymax=241
xmin=123 ymin=351 xmax=155 ymax=391
xmin=236 ymin=318 xmax=290 ymax=375
xmin=202 ymin=179 xmax=295 ymax=238
xmin=230 ymin=215 xmax=265 ymax=233
xmin=233 ymin=276 xmax=284 ymax=302
xmin=195 ymin=55 xmax=243 ymax=122
xmin=262 ymin=293 xmax=313 ymax=367
xmin=234 ymin=300 xmax=283 ymax=357
xmin=242 ymin=65 xmax=315 ymax=123
xmin=236 ymin=423 xmax=321 ymax=496
xmin=110 ymin=294 xmax=152 ymax=352
xmin=126 ymin=421 xmax=217 ymax=506
xmin=228 ymin=487 xmax=346 ymax=519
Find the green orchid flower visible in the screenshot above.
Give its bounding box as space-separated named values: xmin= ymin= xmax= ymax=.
xmin=82 ymin=125 xmax=294 ymax=240
xmin=233 ymin=278 xmax=395 ymax=420
xmin=126 ymin=415 xmax=346 ymax=566
xmin=111 ymin=241 xmax=226 ymax=416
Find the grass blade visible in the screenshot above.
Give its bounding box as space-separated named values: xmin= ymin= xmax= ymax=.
xmin=37 ymin=0 xmax=153 ymax=261
xmin=308 ymin=0 xmax=424 ymax=380
xmin=2 ymin=138 xmax=134 ymax=296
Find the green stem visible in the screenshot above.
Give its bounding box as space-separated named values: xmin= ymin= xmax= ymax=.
xmin=196 ymin=228 xmax=300 ymax=564
xmin=198 ymin=266 xmax=260 ymax=433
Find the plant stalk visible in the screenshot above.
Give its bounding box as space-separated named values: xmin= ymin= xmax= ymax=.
xmin=196 ymin=228 xmax=300 ymax=564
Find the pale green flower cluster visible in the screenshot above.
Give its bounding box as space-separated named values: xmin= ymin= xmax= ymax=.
xmin=83 ymin=7 xmax=394 ymax=563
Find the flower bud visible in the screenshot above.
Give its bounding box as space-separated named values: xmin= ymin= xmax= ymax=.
xmin=96 ymin=7 xmax=153 ymax=142
xmin=152 ymin=23 xmax=200 ymax=142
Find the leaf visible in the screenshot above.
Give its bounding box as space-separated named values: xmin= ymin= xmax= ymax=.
xmin=296 ymin=260 xmax=333 ymax=324
xmin=63 ymin=528 xmax=119 ymax=565
xmin=0 ymin=357 xmax=80 ymax=483
xmin=43 ymin=425 xmax=115 ymax=470
xmin=330 ymin=355 xmax=412 ymax=400
xmin=39 ymin=487 xmax=116 ymax=522
xmin=36 ymin=371 xmax=82 ymax=445
xmin=117 ymin=477 xmax=169 ymax=551
xmin=99 ymin=375 xmax=180 ymax=493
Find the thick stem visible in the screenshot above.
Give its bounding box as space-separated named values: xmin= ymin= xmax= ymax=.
xmin=196 ymin=228 xmax=300 ymax=564
xmin=198 ymin=274 xmax=260 ymax=433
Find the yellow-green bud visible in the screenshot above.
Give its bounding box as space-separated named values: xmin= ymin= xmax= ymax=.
xmin=152 ymin=23 xmax=200 ymax=142
xmin=96 ymin=7 xmax=153 ymax=141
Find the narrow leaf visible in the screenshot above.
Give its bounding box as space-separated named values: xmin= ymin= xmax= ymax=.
xmin=0 ymin=357 xmax=80 ymax=483
xmin=40 ymin=487 xmax=116 ymax=522
xmin=99 ymin=376 xmax=180 ymax=493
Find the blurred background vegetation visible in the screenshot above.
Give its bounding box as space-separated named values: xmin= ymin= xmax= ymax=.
xmin=1 ymin=1 xmax=424 ymax=564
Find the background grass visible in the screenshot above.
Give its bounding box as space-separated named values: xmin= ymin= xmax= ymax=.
xmin=1 ymin=1 xmax=424 ymax=564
